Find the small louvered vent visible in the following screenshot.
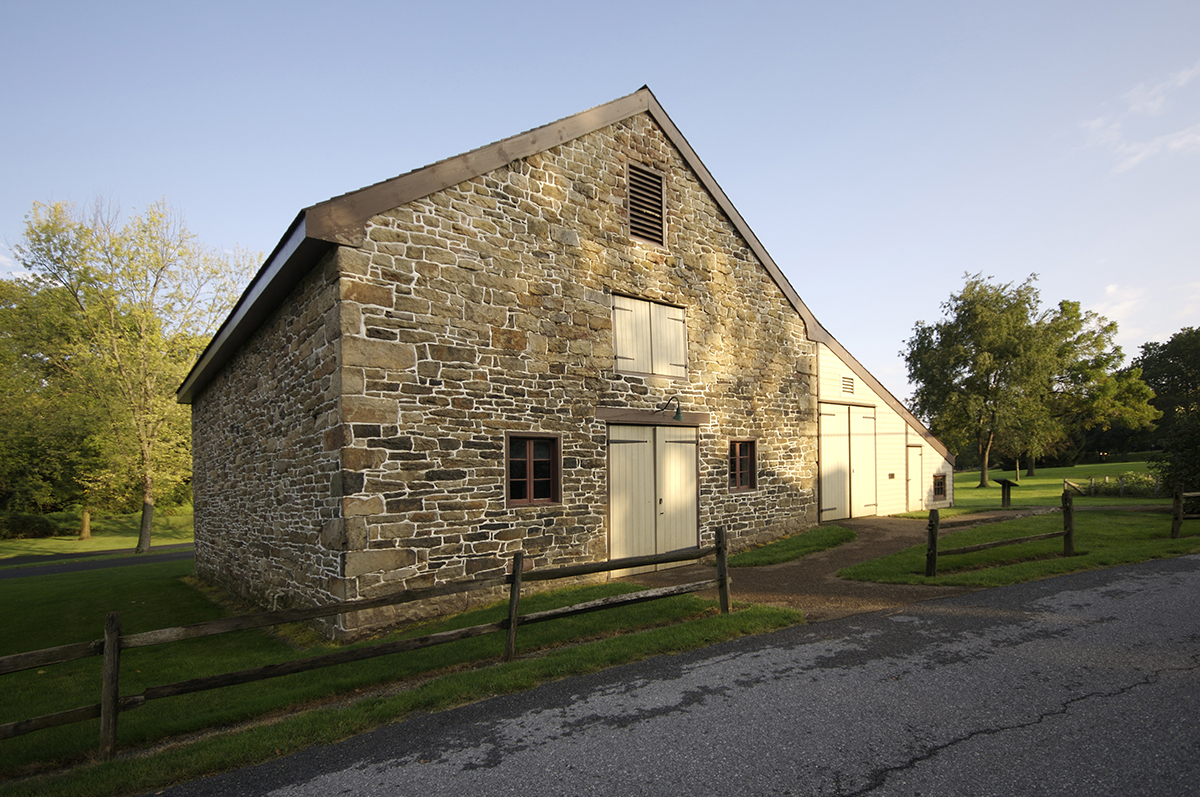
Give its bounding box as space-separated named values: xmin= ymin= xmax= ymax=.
xmin=842 ymin=376 xmax=855 ymax=394
xmin=628 ymin=163 xmax=664 ymax=245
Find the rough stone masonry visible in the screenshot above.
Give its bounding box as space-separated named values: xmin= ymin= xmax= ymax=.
xmin=191 ymin=111 xmax=818 ymax=639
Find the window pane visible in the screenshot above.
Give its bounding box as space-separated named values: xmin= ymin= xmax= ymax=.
xmin=509 ymin=436 xmax=559 ymax=504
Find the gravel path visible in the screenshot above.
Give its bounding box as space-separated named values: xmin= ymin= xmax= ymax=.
xmin=625 ymin=512 xmax=1053 ymax=621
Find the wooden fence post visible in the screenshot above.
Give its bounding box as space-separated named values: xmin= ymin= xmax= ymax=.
xmin=1062 ymin=491 xmax=1075 ymax=557
xmin=99 ymin=611 xmax=121 ymax=760
xmin=504 ymin=550 xmax=524 ymax=662
xmin=715 ymin=526 xmax=731 ymax=614
xmin=925 ymin=509 xmax=940 ymax=577
xmin=1172 ymin=484 xmax=1183 ymax=539
xmin=1089 ymin=477 xmax=1095 ymax=496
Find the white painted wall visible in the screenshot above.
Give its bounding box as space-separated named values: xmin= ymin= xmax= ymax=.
xmin=817 ymin=343 xmax=953 ymax=515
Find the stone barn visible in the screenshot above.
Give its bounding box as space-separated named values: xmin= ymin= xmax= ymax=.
xmin=178 ymin=87 xmax=953 ymax=638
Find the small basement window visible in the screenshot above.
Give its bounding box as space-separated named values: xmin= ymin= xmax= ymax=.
xmin=933 ymin=474 xmax=946 ymax=499
xmin=508 ymin=435 xmax=561 ymax=506
xmin=628 ymin=162 xmax=665 ymax=245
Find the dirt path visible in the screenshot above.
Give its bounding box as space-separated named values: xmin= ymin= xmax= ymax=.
xmin=626 ymin=512 xmax=1052 ymax=622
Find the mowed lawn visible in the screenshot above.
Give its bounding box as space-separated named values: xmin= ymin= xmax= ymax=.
xmin=849 ymin=461 xmax=1198 ymax=587
xmin=0 ymin=555 xmax=799 ymax=796
xmin=951 ymin=461 xmax=1171 ymax=510
xmin=0 ymin=512 xmax=194 ymax=560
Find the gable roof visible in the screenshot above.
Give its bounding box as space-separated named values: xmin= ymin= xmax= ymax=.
xmin=177 ymin=87 xmax=949 ymax=460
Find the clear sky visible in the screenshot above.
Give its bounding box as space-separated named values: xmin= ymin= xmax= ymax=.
xmin=3 ymin=1 xmax=1197 ymax=400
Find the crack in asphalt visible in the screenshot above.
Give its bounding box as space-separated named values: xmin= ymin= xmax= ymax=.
xmin=845 ymin=653 xmax=1200 ymax=796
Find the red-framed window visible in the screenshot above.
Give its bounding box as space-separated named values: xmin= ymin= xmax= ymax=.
xmin=729 ymin=440 xmax=757 ymax=491
xmin=508 ymin=436 xmax=561 ymax=505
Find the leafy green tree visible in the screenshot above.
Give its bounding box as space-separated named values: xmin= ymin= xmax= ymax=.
xmin=0 ymin=279 xmax=108 ymax=516
xmin=1016 ymin=301 xmax=1157 ymax=471
xmin=1140 ymin=328 xmax=1200 ymax=496
xmin=905 ymin=275 xmax=1047 ymax=487
xmin=1134 ymin=327 xmax=1200 ymax=443
xmin=905 ymin=274 xmax=1156 ymax=487
xmin=11 ymin=200 xmax=251 ymax=551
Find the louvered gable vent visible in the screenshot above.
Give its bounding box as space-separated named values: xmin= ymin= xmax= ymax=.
xmin=628 ymin=163 xmax=664 ymax=245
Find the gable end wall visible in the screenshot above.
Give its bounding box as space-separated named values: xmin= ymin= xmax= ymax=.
xmin=193 ymin=112 xmax=821 ymax=639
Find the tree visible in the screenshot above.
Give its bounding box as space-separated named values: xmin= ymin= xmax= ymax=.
xmin=1140 ymin=328 xmax=1200 ymax=498
xmin=905 ymin=274 xmax=1156 ymax=487
xmin=1016 ymin=300 xmax=1157 ymax=470
xmin=1151 ymin=412 xmax=1200 ymax=503
xmin=12 ymin=200 xmax=251 ymax=551
xmin=905 ymin=274 xmax=1047 ymax=487
xmin=0 ymin=279 xmax=111 ymax=517
xmin=1133 ymin=327 xmax=1200 ymax=445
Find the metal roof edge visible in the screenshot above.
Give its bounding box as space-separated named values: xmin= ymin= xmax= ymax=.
xmin=176 ymin=215 xmax=327 ymax=404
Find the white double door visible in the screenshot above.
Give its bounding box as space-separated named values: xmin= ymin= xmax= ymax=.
xmin=819 ymin=404 xmax=877 ymax=521
xmin=608 ymin=425 xmax=699 ymax=572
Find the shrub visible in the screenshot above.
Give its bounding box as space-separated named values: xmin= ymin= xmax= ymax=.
xmin=0 ymin=511 xmax=61 ymax=540
xmin=1090 ymin=471 xmax=1160 ymax=498
xmin=1151 ymin=410 xmax=1200 ymax=512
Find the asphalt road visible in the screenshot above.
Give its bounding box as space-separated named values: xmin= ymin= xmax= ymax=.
xmin=0 ymin=544 xmax=193 ymax=579
xmin=152 ymin=554 xmax=1200 ymax=797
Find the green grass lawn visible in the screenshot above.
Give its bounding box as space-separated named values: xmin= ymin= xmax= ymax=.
xmin=0 ymin=512 xmax=194 ymax=560
xmin=0 ymin=558 xmax=801 ymax=796
xmin=950 ymin=461 xmax=1170 ymax=510
xmin=728 ymin=526 xmax=856 ymax=567
xmin=840 ymin=509 xmax=1200 ymax=587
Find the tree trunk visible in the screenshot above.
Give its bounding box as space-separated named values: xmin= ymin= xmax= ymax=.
xmin=1014 ymin=457 xmax=1021 ymax=483
xmin=978 ymin=435 xmax=993 ymax=488
xmin=1026 ymin=456 xmax=1037 ymax=477
xmin=136 ymin=472 xmax=153 ymax=553
xmin=79 ymin=505 xmax=91 ymax=540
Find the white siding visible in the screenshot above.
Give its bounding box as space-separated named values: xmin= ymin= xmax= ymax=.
xmin=818 ymin=343 xmax=953 ymax=515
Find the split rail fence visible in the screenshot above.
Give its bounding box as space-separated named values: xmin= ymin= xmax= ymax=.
xmin=1172 ymin=484 xmax=1200 ymax=538
xmin=927 ymin=483 xmax=1198 ymax=577
xmin=926 ymin=493 xmax=1078 ymax=577
xmin=0 ymin=528 xmax=731 ymax=761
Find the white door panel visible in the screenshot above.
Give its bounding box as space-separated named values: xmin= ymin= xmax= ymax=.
xmin=609 ymin=425 xmax=698 ymax=575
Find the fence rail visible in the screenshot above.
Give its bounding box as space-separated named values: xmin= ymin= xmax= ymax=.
xmin=926 ymin=493 xmax=1077 ymax=577
xmin=1173 ymin=485 xmax=1200 ymax=538
xmin=0 ymin=529 xmax=731 ymax=760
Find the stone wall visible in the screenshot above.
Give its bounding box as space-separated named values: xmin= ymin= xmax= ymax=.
xmin=328 ymin=113 xmax=817 ymax=633
xmin=193 ymin=111 xmax=819 ymax=639
xmin=191 ymin=249 xmax=345 ymax=624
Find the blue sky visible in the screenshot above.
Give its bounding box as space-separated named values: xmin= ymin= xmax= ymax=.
xmin=3 ymin=1 xmax=1198 ymax=398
